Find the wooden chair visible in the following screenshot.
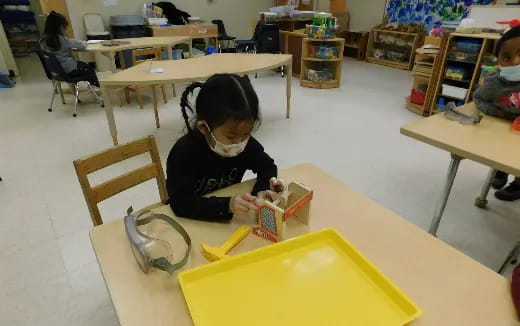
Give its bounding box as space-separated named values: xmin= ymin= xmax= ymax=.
xmin=73 ymin=135 xmax=168 ymax=226
xmin=125 ymin=48 xmax=168 ymax=128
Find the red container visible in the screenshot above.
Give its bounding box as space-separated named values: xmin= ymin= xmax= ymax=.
xmin=410 ymin=88 xmax=426 ymax=106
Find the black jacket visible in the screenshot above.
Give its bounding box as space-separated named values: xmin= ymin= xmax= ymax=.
xmin=166 ymin=132 xmax=277 ymax=221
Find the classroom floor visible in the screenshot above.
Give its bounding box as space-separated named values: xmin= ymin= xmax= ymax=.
xmin=1 ymin=55 xmax=519 ymax=325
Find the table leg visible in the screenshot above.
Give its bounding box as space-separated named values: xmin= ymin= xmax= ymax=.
xmin=118 ymin=51 xmax=125 ymax=70
xmin=101 ymin=85 xmax=118 ymax=145
xmin=166 ymin=45 xmax=176 ymax=97
xmin=107 ymin=51 xmax=117 ymax=73
xmin=188 ymin=40 xmax=193 ymax=58
xmin=166 ymin=45 xmax=173 ymax=60
xmin=285 ymin=63 xmax=292 ymax=119
xmin=429 ymin=154 xmax=462 ymax=236
xmin=475 ymin=168 xmax=497 ymax=209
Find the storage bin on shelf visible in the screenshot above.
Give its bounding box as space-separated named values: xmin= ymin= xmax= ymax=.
xmin=450 ymin=38 xmax=482 ymax=53
xmin=442 ymin=84 xmax=468 ymax=100
xmin=447 ymin=51 xmax=478 ymax=63
xmin=308 ymin=44 xmax=339 ymax=59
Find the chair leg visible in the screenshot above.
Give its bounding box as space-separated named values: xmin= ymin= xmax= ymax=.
xmin=498 ymin=241 xmax=520 ymax=274
xmin=87 ymin=82 xmax=103 ymax=107
xmin=161 ymin=85 xmax=167 ymax=104
xmin=73 ymin=83 xmax=79 ymax=117
xmin=48 ymin=80 xmax=58 ymax=112
xmin=58 ymin=82 xmax=66 ymax=104
xmin=152 ymin=86 xmax=160 ymax=128
xmin=136 ymin=86 xmax=144 ymax=109
xmin=172 ymin=84 xmax=177 ymax=98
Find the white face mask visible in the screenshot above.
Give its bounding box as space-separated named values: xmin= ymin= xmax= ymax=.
xmin=499 ymin=64 xmax=520 ymax=82
xmin=204 ymin=123 xmax=249 ymax=158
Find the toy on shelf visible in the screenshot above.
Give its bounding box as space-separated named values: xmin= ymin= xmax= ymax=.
xmin=305 ymin=12 xmax=337 ymax=39
xmin=309 ymin=44 xmax=339 ymax=59
xmin=306 ymin=69 xmax=333 ymax=83
xmin=253 ymin=178 xmax=313 ymax=243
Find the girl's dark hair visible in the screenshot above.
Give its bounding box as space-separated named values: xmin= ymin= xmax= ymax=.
xmin=43 ymin=11 xmax=69 ymax=50
xmin=496 ymin=25 xmax=520 ymax=56
xmin=180 ymin=74 xmax=260 ymax=132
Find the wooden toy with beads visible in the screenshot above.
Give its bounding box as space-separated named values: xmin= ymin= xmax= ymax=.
xmin=253 ymin=180 xmax=313 ymax=242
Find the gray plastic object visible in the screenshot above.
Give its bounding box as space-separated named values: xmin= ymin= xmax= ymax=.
xmin=109 ymin=15 xmax=144 ymax=26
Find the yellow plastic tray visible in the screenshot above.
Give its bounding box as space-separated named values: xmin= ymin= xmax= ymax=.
xmin=179 ymin=228 xmax=422 ymax=326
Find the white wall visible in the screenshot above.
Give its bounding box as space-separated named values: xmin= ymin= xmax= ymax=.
xmin=66 ymin=0 xmax=275 ymax=40
xmin=348 ymin=0 xmax=386 ymax=32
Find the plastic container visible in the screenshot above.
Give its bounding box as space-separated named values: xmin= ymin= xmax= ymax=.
xmin=410 ymin=88 xmax=426 ymax=106
xmin=179 ymin=229 xmax=422 ymax=326
xmin=451 ymin=39 xmax=481 ymax=53
xmin=447 ymin=51 xmax=478 ymax=63
xmin=146 ymin=18 xmax=168 ymax=25
xmin=442 ymin=84 xmax=468 ymax=100
xmin=188 ymin=17 xmax=200 ymax=24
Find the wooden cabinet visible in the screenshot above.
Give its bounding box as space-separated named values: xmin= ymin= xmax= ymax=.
xmin=280 ymin=30 xmax=306 ymax=76
xmin=147 ymin=23 xmax=218 ymax=43
xmin=366 ymin=29 xmax=422 ymax=71
xmin=428 ymin=32 xmax=500 ymax=114
xmin=300 ymin=38 xmax=344 ymax=89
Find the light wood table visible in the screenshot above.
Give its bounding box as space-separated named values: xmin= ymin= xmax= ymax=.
xmin=85 ymin=36 xmax=193 ymax=73
xmin=91 ymin=164 xmax=517 ymax=326
xmin=401 ymin=102 xmax=520 ymax=235
xmin=99 ymin=53 xmax=293 ymax=145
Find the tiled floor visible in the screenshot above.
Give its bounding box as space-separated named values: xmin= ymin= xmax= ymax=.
xmin=1 ymin=55 xmax=519 ymax=325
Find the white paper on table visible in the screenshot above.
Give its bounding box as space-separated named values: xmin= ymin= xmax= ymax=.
xmin=103 ymin=0 xmax=118 ymax=7
xmin=149 ymin=67 xmax=165 ymax=73
xmin=87 ymin=40 xmax=103 ymax=44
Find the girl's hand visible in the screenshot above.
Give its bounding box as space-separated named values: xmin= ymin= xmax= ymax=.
xmin=256 ymin=190 xmax=278 ymax=206
xmin=229 ymin=193 xmax=258 ymax=214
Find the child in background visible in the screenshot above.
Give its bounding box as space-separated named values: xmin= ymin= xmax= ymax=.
xmin=166 ymin=74 xmax=277 ymax=220
xmin=41 ymin=11 xmax=100 ymax=87
xmin=474 ymin=26 xmax=520 ymax=201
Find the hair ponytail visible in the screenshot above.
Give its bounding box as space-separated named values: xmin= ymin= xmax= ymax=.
xmin=179 ymin=74 xmax=260 ymax=134
xmin=180 ymin=82 xmax=203 ymax=131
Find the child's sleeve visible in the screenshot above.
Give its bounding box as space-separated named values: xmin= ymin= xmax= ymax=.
xmin=247 ymin=139 xmax=277 ymax=195
xmin=473 ymin=76 xmax=502 ymax=116
xmin=166 ymin=153 xmax=233 ymax=221
xmin=63 ymin=37 xmax=86 ymax=50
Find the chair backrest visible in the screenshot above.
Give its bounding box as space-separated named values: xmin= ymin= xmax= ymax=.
xmin=131 ymin=47 xmax=162 ymax=66
xmin=73 ymin=135 xmax=168 ymax=226
xmin=83 ymin=13 xmax=107 ymax=34
xmin=36 ymin=50 xmax=69 ymax=82
xmin=211 ymin=19 xmax=227 ymax=37
xmin=257 ymin=24 xmax=280 ymax=54
xmin=252 ymin=20 xmax=265 ymax=40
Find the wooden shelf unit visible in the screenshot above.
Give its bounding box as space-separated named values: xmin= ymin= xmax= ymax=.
xmin=300 ymin=38 xmax=344 ymax=89
xmin=428 ymin=32 xmax=500 ymax=114
xmin=406 ymin=36 xmax=444 ymax=116
xmin=366 ymin=29 xmax=422 ymax=71
xmin=339 ymin=31 xmax=368 ymax=60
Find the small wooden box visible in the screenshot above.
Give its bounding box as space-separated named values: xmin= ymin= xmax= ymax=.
xmin=253 ymin=182 xmax=313 ymax=242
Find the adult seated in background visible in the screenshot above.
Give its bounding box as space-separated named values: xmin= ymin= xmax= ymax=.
xmin=41 ymin=11 xmax=100 ymax=88
xmin=474 ymin=26 xmax=520 ymax=201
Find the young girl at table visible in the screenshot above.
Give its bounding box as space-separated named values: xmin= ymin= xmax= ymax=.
xmin=41 ymin=11 xmax=100 ymax=87
xmin=166 ymin=74 xmax=277 ymax=220
xmin=474 ymin=25 xmax=520 ymax=201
